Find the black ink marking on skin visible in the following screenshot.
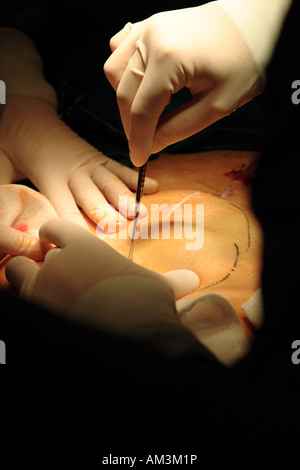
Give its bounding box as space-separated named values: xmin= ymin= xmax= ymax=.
xmin=201 ymin=243 xmax=239 ymax=290
xmin=230 ymin=202 xmax=251 ymax=250
xmin=233 ymin=243 xmax=239 ymax=267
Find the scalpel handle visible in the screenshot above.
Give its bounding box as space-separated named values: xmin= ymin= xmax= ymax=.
xmin=128 ymin=163 xmax=147 ymax=261
xmin=136 ymin=162 xmax=147 ymax=204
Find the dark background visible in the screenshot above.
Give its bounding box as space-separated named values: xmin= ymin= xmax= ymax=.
xmin=0 ymin=0 xmax=299 ymax=451
xmin=0 ymin=0 xmax=267 ymax=163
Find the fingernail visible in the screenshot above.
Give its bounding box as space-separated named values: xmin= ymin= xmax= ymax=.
xmin=186 ymin=271 xmax=200 ymax=291
xmin=145 ymin=178 xmax=159 ymax=193
xmin=130 ymin=149 xmax=149 ymax=168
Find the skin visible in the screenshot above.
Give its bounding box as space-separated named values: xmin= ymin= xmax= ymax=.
xmin=87 ymin=150 xmax=263 ymax=339
xmin=0 ymin=150 xmax=263 ymax=341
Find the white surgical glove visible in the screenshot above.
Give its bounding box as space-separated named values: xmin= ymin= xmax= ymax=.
xmin=104 ymin=0 xmax=292 ymax=166
xmin=0 ymin=184 xmax=56 ymax=260
xmin=0 ymin=145 xmax=53 ymax=261
xmin=176 ymin=294 xmax=251 ymax=366
xmin=0 ymin=28 xmax=158 ymax=229
xmin=218 ymin=0 xmax=293 ymax=80
xmin=6 ymin=219 xmax=202 ymax=355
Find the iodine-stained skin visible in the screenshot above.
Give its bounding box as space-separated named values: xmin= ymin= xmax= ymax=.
xmin=144 ymin=150 xmax=260 ymax=204
xmin=93 ymin=150 xmax=262 ymax=340
xmin=0 ymin=150 xmax=262 ymax=340
xmin=104 ymin=188 xmax=262 ymax=323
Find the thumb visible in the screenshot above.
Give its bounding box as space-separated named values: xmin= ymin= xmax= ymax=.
xmin=5 ymin=255 xmax=39 ymax=294
xmin=161 ymin=269 xmax=200 ymax=300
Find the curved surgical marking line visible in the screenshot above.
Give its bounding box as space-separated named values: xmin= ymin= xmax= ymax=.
xmin=201 ymin=243 xmax=240 ymax=290
xmin=229 ymin=202 xmax=251 ymax=250
xmin=233 ymin=243 xmax=239 ymax=268
xmin=137 ymin=193 xmax=246 ymax=289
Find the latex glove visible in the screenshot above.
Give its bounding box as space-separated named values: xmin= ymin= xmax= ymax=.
xmin=0 ymin=28 xmax=158 ymax=229
xmin=176 ymin=295 xmax=250 ymax=366
xmin=0 ymin=146 xmax=25 ymax=185
xmin=0 ymin=95 xmax=158 ymax=229
xmin=217 ymin=0 xmax=293 ymax=79
xmin=0 ymin=149 xmax=53 ymax=260
xmin=6 ymin=219 xmax=201 ymax=350
xmin=104 ymin=0 xmax=291 ymax=166
xmin=0 ymin=221 xmax=49 ymax=261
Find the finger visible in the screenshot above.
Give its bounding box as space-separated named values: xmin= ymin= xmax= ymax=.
xmin=0 ymin=223 xmax=45 ymax=260
xmin=161 ymin=269 xmax=200 ymax=300
xmin=91 ymin=164 xmax=147 ymax=219
xmin=39 ymin=218 xmax=96 ymax=248
xmin=103 ymin=159 xmax=159 ymax=194
xmin=5 ymin=255 xmax=39 ymax=292
xmin=109 ymin=22 xmax=133 ymax=52
xmin=152 ymin=89 xmax=225 ymax=154
xmin=43 ymin=246 xmax=61 ymax=263
xmin=69 ymin=170 xmax=127 ymax=231
xmin=116 ymin=47 xmax=146 ymax=139
xmin=104 ymin=21 xmax=144 ymax=90
xmin=41 ymin=181 xmax=89 ymax=230
xmin=128 ymin=56 xmax=178 ymax=166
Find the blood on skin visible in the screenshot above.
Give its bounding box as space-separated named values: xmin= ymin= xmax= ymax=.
xmin=224 ymin=160 xmax=258 ymax=185
xmin=13 ymin=223 xmax=28 ymax=233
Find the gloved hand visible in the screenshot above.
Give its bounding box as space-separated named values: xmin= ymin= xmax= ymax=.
xmin=104 ymin=0 xmax=292 ymax=166
xmin=0 ymin=149 xmax=54 ymax=260
xmin=0 ymin=95 xmax=158 ymax=229
xmin=6 ymin=219 xmax=200 ymax=345
xmin=0 ymin=28 xmax=158 ymax=231
xmin=0 ymin=222 xmax=49 ymax=261
xmin=0 ymin=146 xmax=25 ymax=185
